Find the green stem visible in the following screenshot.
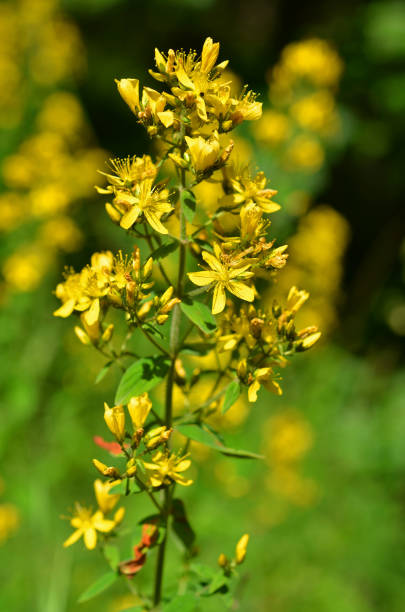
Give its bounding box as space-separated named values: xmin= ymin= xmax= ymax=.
xmin=153 ymin=153 xmax=188 ymax=609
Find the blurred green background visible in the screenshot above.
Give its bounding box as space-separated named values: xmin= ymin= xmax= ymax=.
xmin=1 ymin=0 xmax=405 ymax=610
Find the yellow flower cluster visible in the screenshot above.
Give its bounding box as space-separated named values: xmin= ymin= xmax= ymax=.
xmin=218 ymin=286 xmax=321 ymax=402
xmin=0 ymin=0 xmax=103 ymax=293
xmin=54 ymin=248 xmax=180 ymax=347
xmin=254 ymin=38 xmax=343 ymax=172
xmin=97 ymin=155 xmax=173 ymax=234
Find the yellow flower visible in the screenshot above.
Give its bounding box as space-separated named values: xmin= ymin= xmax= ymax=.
xmin=143 ymin=451 xmax=193 ymax=487
xmin=201 ymin=37 xmax=220 ymax=73
xmin=97 ymin=155 xmax=157 ymax=189
xmin=188 ymin=244 xmax=255 ymax=315
xmin=221 ymin=170 xmax=280 ymax=214
xmin=94 ymin=479 xmax=121 ymax=514
xmin=115 ymin=78 xmax=140 ymax=115
xmin=127 ymin=393 xmax=152 ymax=429
xmin=248 ymin=367 xmax=282 ymax=402
xmin=104 ymin=402 xmax=126 ymax=441
xmin=114 ymin=178 xmax=173 ymax=234
xmin=185 ymin=132 xmax=220 ymax=172
xmin=235 ymin=533 xmax=249 ymax=564
xmin=63 ymin=503 xmax=116 ymax=550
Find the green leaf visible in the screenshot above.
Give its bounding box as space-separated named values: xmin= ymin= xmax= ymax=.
xmin=163 ymin=593 xmax=199 ymax=612
xmin=149 ymin=238 xmax=179 ymax=261
xmin=95 ymin=361 xmax=113 ymax=384
xmin=171 ymin=498 xmax=195 ymax=551
xmin=77 ymin=572 xmax=117 ymax=603
xmin=103 ymin=545 xmax=120 ymax=570
xmin=181 ymin=299 xmax=216 ymax=335
xmin=181 ymin=342 xmax=214 ymax=356
xmin=207 ymin=571 xmax=230 ymax=595
xmin=181 ymin=189 xmax=196 ymax=223
xmin=108 ymin=479 xmax=142 ymax=496
xmin=177 ymin=424 xmax=264 ymax=460
xmin=115 ymin=355 xmax=170 ymax=404
xmin=222 ymin=380 xmax=241 ymax=414
xmin=190 ymin=563 xmax=216 ymax=584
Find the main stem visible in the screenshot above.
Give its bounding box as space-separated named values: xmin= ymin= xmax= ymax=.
xmin=153 ymin=162 xmax=187 ymax=608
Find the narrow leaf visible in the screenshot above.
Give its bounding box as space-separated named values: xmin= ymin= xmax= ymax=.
xmin=222 ymin=380 xmax=241 ymax=414
xmin=207 ymin=571 xmax=230 ymax=595
xmin=149 ymin=239 xmax=179 ymax=261
xmin=181 ymin=189 xmax=196 ymax=223
xmin=177 ymin=424 xmax=264 ymax=460
xmin=181 ymin=342 xmax=214 ymax=356
xmin=77 ymin=572 xmax=117 ymax=603
xmin=103 ymin=545 xmax=120 ymax=570
xmin=171 ymin=498 xmax=196 ymax=551
xmin=115 ymin=356 xmax=170 ymax=404
xmin=95 ymin=361 xmax=113 ymax=384
xmin=181 ymin=299 xmax=216 ymax=335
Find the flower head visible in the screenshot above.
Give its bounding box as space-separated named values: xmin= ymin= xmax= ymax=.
xmin=143 ymin=451 xmax=193 ymax=487
xmin=188 ymin=244 xmax=255 ymax=314
xmin=63 ymin=503 xmax=116 ymax=550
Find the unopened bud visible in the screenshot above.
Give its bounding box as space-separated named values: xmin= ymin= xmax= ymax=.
xmin=137 ymin=300 xmax=153 ymax=319
xmin=132 ymin=247 xmax=141 ymax=274
xmin=237 ymin=359 xmax=247 ymax=379
xmin=235 ymin=533 xmax=249 ymax=564
xmin=101 ymin=323 xmax=114 ymax=343
xmin=156 ymin=314 xmax=169 ymax=325
xmin=159 ymin=286 xmax=174 ymax=306
xmin=126 ymin=458 xmax=137 ymax=477
xmin=142 ymin=257 xmax=153 ymax=279
xmin=105 ymin=203 xmax=121 ymax=224
xmin=144 ymin=426 xmax=172 ymax=449
xmin=74 ymin=326 xmax=91 ymax=345
xmin=218 ymin=553 xmax=228 ymax=567
xmin=92 ymin=459 xmax=120 ymax=479
xmin=250 ymin=317 xmax=264 ymax=339
xmin=160 ymin=297 xmax=180 ymax=315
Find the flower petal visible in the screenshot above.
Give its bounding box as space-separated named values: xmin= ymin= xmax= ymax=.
xmin=144 ymin=210 xmax=168 ymax=234
xmin=212 ymin=283 xmax=226 ymax=314
xmin=63 ymin=528 xmax=83 ymax=548
xmin=188 ymin=271 xmax=217 ymax=286
xmin=53 ymin=298 xmax=76 ymax=318
xmin=228 ymin=281 xmax=255 ymax=302
xmin=120 ymin=206 xmax=141 ymax=229
xmin=84 ymin=527 xmax=97 ymax=550
xmin=202 ymin=251 xmax=224 ymax=273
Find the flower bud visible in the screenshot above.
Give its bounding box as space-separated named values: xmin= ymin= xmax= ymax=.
xmin=159 ymin=286 xmax=174 ymax=307
xmin=160 ymin=297 xmax=180 ymax=315
xmin=144 ymin=426 xmax=172 ymax=450
xmin=104 ymin=402 xmax=126 ymax=442
xmin=101 ymin=323 xmax=114 ymax=343
xmin=237 ymin=359 xmax=247 ymax=379
xmin=156 ymin=314 xmax=169 ymax=325
xmin=142 ymin=257 xmax=153 ymax=279
xmin=137 ymin=300 xmax=153 ymax=319
xmin=127 ymin=393 xmax=152 ymax=429
xmin=235 ymin=533 xmax=249 ymax=564
xmin=92 ymin=459 xmax=120 ymax=479
xmin=126 ymin=458 xmax=137 ymax=477
xmin=218 ymin=553 xmax=228 ymax=568
xmin=74 ymin=326 xmax=91 ymax=345
xmin=105 ymin=202 xmax=122 ymax=224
